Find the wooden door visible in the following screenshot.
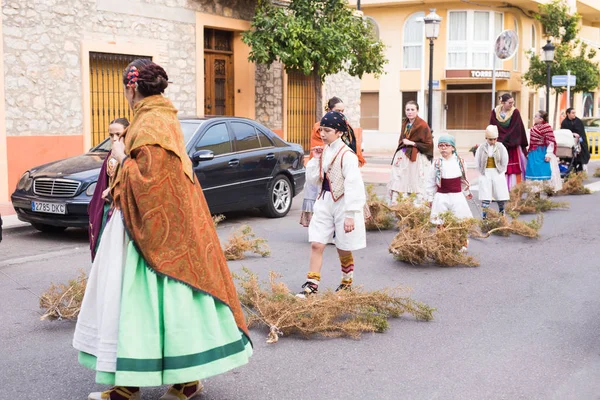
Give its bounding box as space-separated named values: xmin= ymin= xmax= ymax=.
xmin=286 ymin=70 xmax=319 ymax=153
xmin=204 ymin=53 xmax=234 ymax=116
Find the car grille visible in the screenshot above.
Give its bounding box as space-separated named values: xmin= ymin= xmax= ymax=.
xmin=33 ymin=178 xmax=81 ymax=197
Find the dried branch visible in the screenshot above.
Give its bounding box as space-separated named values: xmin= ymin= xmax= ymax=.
xmin=223 ymin=225 xmax=271 ymax=261
xmin=234 ymin=268 xmax=435 ymax=344
xmin=39 ymin=270 xmax=87 ymax=321
xmin=559 ymin=172 xmax=592 ymax=195
xmin=365 ymin=184 xmax=396 ymax=231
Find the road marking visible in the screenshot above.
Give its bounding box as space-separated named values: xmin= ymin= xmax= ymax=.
xmin=0 ymin=247 xmax=86 ymax=269
xmin=585 ymin=181 xmax=600 ymax=192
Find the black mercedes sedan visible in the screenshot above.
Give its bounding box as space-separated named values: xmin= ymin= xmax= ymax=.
xmin=11 ymin=117 xmax=306 ymax=232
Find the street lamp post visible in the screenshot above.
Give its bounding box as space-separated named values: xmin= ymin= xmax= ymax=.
xmin=423 ymin=9 xmax=441 ymax=130
xmin=542 ymin=39 xmax=555 ymax=113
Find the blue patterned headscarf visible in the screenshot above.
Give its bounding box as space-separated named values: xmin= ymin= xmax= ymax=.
xmin=438 ymin=134 xmax=456 ymax=149
xmin=320 ymin=111 xmax=348 ymax=133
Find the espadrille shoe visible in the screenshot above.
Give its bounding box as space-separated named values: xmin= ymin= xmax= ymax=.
xmin=88 ymin=387 xmax=141 ymax=400
xmin=159 ymin=381 xmax=203 ymax=400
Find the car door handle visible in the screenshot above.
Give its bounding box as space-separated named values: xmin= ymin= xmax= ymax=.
xmin=228 ymin=159 xmax=239 ymax=167
xmin=265 ymin=153 xmax=275 ymax=160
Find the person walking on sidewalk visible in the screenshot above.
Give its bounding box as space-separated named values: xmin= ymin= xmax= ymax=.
xmin=560 ymin=107 xmax=590 ymax=172
xmin=387 ymin=101 xmax=433 ymax=206
xmin=74 ymin=59 xmax=252 ymax=400
xmin=489 ymin=93 xmax=528 ymax=190
xmin=297 ymin=111 xmax=367 ymax=297
xmin=474 ymin=125 xmax=510 ymax=218
xmin=300 ymin=97 xmax=365 ymax=227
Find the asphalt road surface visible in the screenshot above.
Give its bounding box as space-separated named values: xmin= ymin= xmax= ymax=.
xmin=1 ymin=187 xmax=600 ymax=400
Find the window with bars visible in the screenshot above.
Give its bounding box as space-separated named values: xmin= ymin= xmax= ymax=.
xmin=89 ymin=52 xmax=152 ymax=146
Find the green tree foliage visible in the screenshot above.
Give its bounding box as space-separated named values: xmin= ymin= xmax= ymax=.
xmin=242 ymin=0 xmax=387 ymax=80
xmin=523 ymin=0 xmax=599 ymax=95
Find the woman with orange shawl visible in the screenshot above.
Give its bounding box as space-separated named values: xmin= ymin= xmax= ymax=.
xmin=299 ymin=96 xmax=365 ymax=226
xmin=74 ymin=59 xmax=252 ymax=400
xmin=489 ymin=93 xmax=528 ymax=189
xmin=387 ymin=101 xmax=433 ymax=205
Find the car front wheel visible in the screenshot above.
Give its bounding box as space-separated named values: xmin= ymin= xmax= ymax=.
xmin=31 ymin=223 xmax=67 ymax=233
xmin=261 ymin=175 xmax=293 ymax=218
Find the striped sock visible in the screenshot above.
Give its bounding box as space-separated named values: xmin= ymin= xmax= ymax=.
xmin=306 ymin=272 xmax=321 ymax=288
xmin=339 ymin=253 xmax=354 ymax=286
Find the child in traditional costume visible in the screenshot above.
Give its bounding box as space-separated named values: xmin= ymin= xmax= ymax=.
xmin=300 ymin=97 xmax=365 ymax=227
xmin=426 ymin=135 xmax=473 ymax=226
xmin=526 ymin=110 xmax=562 ymax=192
xmin=387 ymin=101 xmax=433 ymax=205
xmin=297 ymin=111 xmax=366 ymax=297
xmin=474 ymin=125 xmax=510 ymax=218
xmin=87 ymin=118 xmax=129 ymax=260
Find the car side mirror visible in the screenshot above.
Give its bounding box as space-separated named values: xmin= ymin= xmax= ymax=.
xmin=191 ymin=149 xmax=215 ymax=162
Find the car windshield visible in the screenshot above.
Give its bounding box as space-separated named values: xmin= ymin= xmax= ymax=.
xmin=582 ymin=118 xmax=600 ymax=127
xmin=180 ymin=121 xmax=206 ymax=144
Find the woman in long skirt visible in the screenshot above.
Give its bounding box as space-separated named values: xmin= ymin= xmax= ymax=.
xmin=387 ymin=101 xmax=433 ymax=205
xmin=74 ymin=59 xmax=252 ymax=400
xmin=526 ymin=110 xmax=562 ymax=192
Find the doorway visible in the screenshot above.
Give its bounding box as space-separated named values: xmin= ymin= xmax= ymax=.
xmin=204 ymin=29 xmax=234 ymax=116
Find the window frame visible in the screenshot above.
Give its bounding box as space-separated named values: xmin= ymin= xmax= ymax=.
xmin=402 ymin=12 xmax=425 ymax=70
xmin=230 ymin=121 xmax=263 ymax=153
xmin=446 ymin=10 xmax=504 ymax=70
xmin=192 ymin=121 xmax=234 ymax=157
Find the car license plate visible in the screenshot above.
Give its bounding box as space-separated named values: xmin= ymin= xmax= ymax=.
xmin=31 ymin=201 xmax=66 ymax=215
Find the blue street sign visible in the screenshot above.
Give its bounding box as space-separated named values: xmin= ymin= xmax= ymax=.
xmin=552 ymin=75 xmax=577 ymax=87
xmin=432 ymin=80 xmax=440 ymax=89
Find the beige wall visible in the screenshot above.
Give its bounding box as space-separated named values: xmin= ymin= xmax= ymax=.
xmin=0 ymin=17 xmax=7 ymax=202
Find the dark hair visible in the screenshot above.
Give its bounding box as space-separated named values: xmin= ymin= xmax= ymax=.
xmin=110 ymin=118 xmax=130 ymax=128
xmin=405 ymin=100 xmax=419 ymax=110
xmin=123 ymin=59 xmax=169 ymax=97
xmin=566 ymin=107 xmax=575 ymax=115
xmin=327 ymin=96 xmax=343 ymax=111
xmin=500 ymin=93 xmax=513 ymax=103
xmin=537 ymin=110 xmax=548 ymax=123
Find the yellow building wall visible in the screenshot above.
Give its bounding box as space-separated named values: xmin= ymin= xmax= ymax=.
xmin=362 ymin=3 xmax=545 ymax=136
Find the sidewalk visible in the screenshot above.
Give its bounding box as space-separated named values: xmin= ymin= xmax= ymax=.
xmin=1 ymin=202 xmax=29 ymax=230
xmin=361 ymin=150 xmax=479 ymax=185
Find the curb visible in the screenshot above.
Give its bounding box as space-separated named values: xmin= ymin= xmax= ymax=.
xmin=2 ymin=215 xmax=31 ymax=231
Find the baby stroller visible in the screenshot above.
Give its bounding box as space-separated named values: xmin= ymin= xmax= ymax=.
xmin=554 ymin=129 xmax=580 ymax=178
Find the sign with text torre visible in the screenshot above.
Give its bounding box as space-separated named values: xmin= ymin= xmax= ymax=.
xmin=445 ymin=70 xmax=512 ymax=79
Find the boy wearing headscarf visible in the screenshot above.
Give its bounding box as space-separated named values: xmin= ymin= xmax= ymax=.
xmin=297 ymin=111 xmax=367 ymax=298
xmin=425 ymin=135 xmax=473 ymax=226
xmin=474 ymin=125 xmax=510 ymax=218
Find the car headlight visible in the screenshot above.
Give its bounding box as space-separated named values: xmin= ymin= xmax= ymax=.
xmin=17 ymin=172 xmax=33 ymax=191
xmin=85 ymin=182 xmax=97 ymax=196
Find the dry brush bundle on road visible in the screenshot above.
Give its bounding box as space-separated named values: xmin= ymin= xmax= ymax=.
xmin=594 ymin=168 xmax=600 ymax=178
xmin=475 ymin=210 xmax=543 ymax=238
xmin=506 ymin=182 xmax=569 ymax=215
xmin=39 ymin=270 xmax=87 ymax=321
xmin=559 ymin=172 xmax=592 ymax=195
xmin=387 ymin=197 xmax=479 ymax=267
xmin=365 ymin=184 xmax=396 ymax=231
xmin=222 ymin=225 xmax=270 ymax=261
xmin=234 ymin=268 xmax=435 ymax=344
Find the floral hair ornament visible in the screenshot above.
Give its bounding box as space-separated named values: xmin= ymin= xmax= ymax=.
xmin=126 ymin=66 xmax=139 ymax=89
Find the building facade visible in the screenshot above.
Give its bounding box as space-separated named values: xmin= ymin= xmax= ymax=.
xmin=354 ymin=0 xmax=600 ymax=151
xmin=0 ymin=0 xmax=361 ymax=203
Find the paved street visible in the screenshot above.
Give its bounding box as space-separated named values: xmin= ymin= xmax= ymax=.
xmin=2 ymin=166 xmax=600 ymax=400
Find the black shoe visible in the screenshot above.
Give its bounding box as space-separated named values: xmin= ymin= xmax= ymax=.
xmin=296 ymin=281 xmax=318 ymax=298
xmin=335 ymin=283 xmax=352 ymax=292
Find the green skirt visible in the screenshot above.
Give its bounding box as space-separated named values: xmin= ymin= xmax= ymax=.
xmin=79 ymin=241 xmax=252 ymax=386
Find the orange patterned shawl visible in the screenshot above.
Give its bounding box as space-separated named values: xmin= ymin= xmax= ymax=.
xmin=113 ymin=95 xmax=250 ymax=340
